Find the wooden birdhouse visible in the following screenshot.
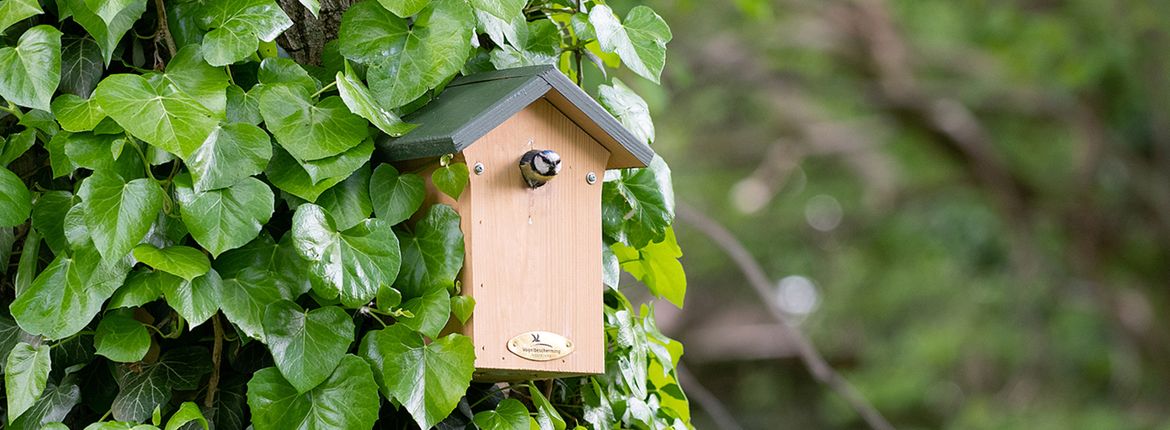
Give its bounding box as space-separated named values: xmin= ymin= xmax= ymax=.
xmin=377 ymin=66 xmax=654 ymax=381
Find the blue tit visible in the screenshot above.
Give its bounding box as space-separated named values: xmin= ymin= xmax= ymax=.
xmin=519 ymin=149 xmax=562 ymax=188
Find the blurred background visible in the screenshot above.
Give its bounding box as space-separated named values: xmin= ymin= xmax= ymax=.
xmin=610 ymin=0 xmax=1170 ymax=428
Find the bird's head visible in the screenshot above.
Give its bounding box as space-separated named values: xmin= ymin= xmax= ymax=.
xmin=532 ymin=150 xmax=562 ymax=177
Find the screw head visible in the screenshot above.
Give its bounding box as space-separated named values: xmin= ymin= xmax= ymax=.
xmin=586 ymin=172 xmax=597 ymax=184
xmin=473 ymin=162 xmax=484 ymax=175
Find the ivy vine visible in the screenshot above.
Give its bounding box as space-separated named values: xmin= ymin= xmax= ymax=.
xmin=0 ymin=0 xmax=687 ymax=428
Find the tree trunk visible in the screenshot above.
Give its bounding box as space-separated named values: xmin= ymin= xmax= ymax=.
xmin=276 ymin=0 xmax=355 ymax=65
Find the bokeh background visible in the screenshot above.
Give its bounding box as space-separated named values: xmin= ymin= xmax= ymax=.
xmin=609 ymin=0 xmax=1170 ymax=428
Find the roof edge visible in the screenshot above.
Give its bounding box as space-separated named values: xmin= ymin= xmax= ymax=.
xmin=534 ymin=68 xmax=655 ymax=167
xmin=449 ymin=78 xmax=552 ymax=152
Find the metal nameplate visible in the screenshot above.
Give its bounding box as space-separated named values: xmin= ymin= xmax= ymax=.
xmin=508 ymin=331 xmax=573 ymax=361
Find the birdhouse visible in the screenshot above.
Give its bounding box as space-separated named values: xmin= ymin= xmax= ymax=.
xmin=377 ymin=66 xmax=654 ymax=381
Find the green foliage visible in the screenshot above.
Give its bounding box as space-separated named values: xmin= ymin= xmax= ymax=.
xmin=432 ymin=158 xmax=470 ymax=200
xmin=0 ymin=0 xmax=684 ymax=428
xmin=93 ymin=310 xmax=150 ymax=362
xmin=5 ymin=342 xmax=50 ymax=421
xmin=0 ymin=26 xmax=62 ymax=111
xmin=359 ymin=325 xmax=475 ymax=429
xmin=473 ymin=398 xmax=531 ymax=430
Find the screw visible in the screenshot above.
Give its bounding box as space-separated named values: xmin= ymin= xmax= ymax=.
xmin=473 ymin=162 xmax=484 ymax=175
xmin=586 ymin=172 xmax=597 ymax=184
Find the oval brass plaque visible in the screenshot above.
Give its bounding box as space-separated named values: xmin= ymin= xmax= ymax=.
xmin=508 ymin=331 xmax=574 ymax=361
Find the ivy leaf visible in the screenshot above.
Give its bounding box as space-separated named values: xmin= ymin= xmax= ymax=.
xmin=370 ymin=164 xmax=425 ymax=225
xmin=259 ymin=84 xmax=369 ymax=161
xmin=247 ymin=355 xmax=380 ymax=430
xmin=336 ymin=63 xmax=417 ymax=137
xmin=107 ymin=269 xmax=168 ymax=309
xmin=257 ymin=57 xmax=319 ymax=94
xmin=5 ymin=342 xmax=51 ymax=422
xmin=175 ymin=174 xmax=274 ymax=257
xmin=10 ymin=247 xmax=130 ymax=339
xmin=0 ymin=129 xmax=36 ymax=166
xmin=611 ymin=228 xmax=686 ymax=307
xmin=450 ymin=294 xmax=474 ymax=325
xmin=87 ymin=0 xmax=142 ymax=26
xmin=588 ymin=5 xmax=671 ymax=83
xmin=59 ymin=35 xmax=104 ymax=97
xmin=226 ymin=85 xmax=262 ymax=125
xmin=264 ymin=145 xmax=353 ymax=203
xmin=358 ymin=325 xmax=475 ymax=430
xmin=582 ymin=379 xmax=615 ymax=430
xmin=473 ymin=398 xmax=530 ymax=430
xmin=187 ymin=122 xmax=272 ymax=192
xmin=94 ymin=74 xmax=219 ymax=160
xmin=376 ymin=0 xmax=428 ymax=17
xmin=598 ymin=78 xmax=654 ymax=145
xmin=297 ymin=0 xmax=320 ymax=17
xmin=0 ymin=314 xmax=35 ymax=375
xmin=489 ymin=20 xmax=560 ymax=69
xmin=0 ymin=0 xmax=42 ymax=35
xmin=78 ymin=170 xmax=165 ymax=261
xmin=52 ymin=94 xmax=107 ymax=132
xmin=159 ymin=270 xmax=222 ymax=327
xmin=367 ymin=0 xmax=474 ymax=109
xmin=216 ymin=236 xmax=305 ymax=341
xmin=262 ymin=301 xmax=355 ymax=394
xmin=398 ymin=288 xmax=450 ymax=338
xmin=468 ymin=0 xmax=523 ymax=22
xmin=602 ymin=243 xmax=619 ymax=288
xmin=291 ymin=203 xmax=401 ymax=307
xmin=63 ymin=202 xmax=90 ymax=249
xmin=297 ymin=137 xmax=374 ymax=186
xmin=338 ymin=2 xmax=407 ymax=64
xmin=432 ymin=162 xmax=469 ymax=200
xmin=66 ymin=0 xmax=147 ymax=65
xmin=316 ymin=164 xmax=373 ymax=230
xmin=529 ymin=384 xmax=567 ymax=430
xmin=93 ymin=310 xmax=150 ymax=363
xmin=62 ymin=132 xmax=142 ymax=177
xmin=111 ymin=347 xmax=212 ymax=422
xmin=602 ymin=156 xmax=674 ymax=248
xmin=150 ymin=45 xmax=230 ymax=115
xmin=132 ymin=244 xmax=210 ymax=281
xmin=0 ymin=166 xmax=31 ymax=227
xmin=164 ymin=402 xmax=209 ymax=430
xmin=377 ymin=284 xmax=402 ymax=309
xmin=0 ymin=25 xmax=62 ymax=111
xmin=197 ymin=0 xmax=293 ymax=67
xmin=475 ymin=9 xmax=522 ymax=48
xmin=394 ymin=204 xmax=463 ymax=298
xmin=7 ymin=382 xmax=80 ymax=430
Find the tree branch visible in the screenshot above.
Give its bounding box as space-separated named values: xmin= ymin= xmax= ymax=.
xmin=676 ymin=203 xmax=895 ymax=430
xmin=676 ymin=364 xmax=747 ymax=430
xmin=153 ymin=0 xmax=177 ymax=59
xmin=204 ymin=312 xmax=224 ymax=408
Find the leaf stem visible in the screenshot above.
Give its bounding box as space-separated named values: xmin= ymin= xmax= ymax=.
xmin=311 ymin=81 xmax=338 ymax=99
xmin=128 ymin=139 xmax=157 ymax=182
xmin=0 ymin=101 xmax=22 ymax=120
xmin=205 ymin=312 xmax=224 ymax=408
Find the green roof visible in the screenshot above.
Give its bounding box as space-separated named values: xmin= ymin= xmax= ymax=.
xmin=375 ymin=66 xmax=654 ymax=169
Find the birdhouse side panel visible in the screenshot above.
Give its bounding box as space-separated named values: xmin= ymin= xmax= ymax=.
xmin=461 ymin=99 xmax=610 ymax=379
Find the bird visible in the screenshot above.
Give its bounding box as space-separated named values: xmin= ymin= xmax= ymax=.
xmin=519 ymin=149 xmax=561 ymax=188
